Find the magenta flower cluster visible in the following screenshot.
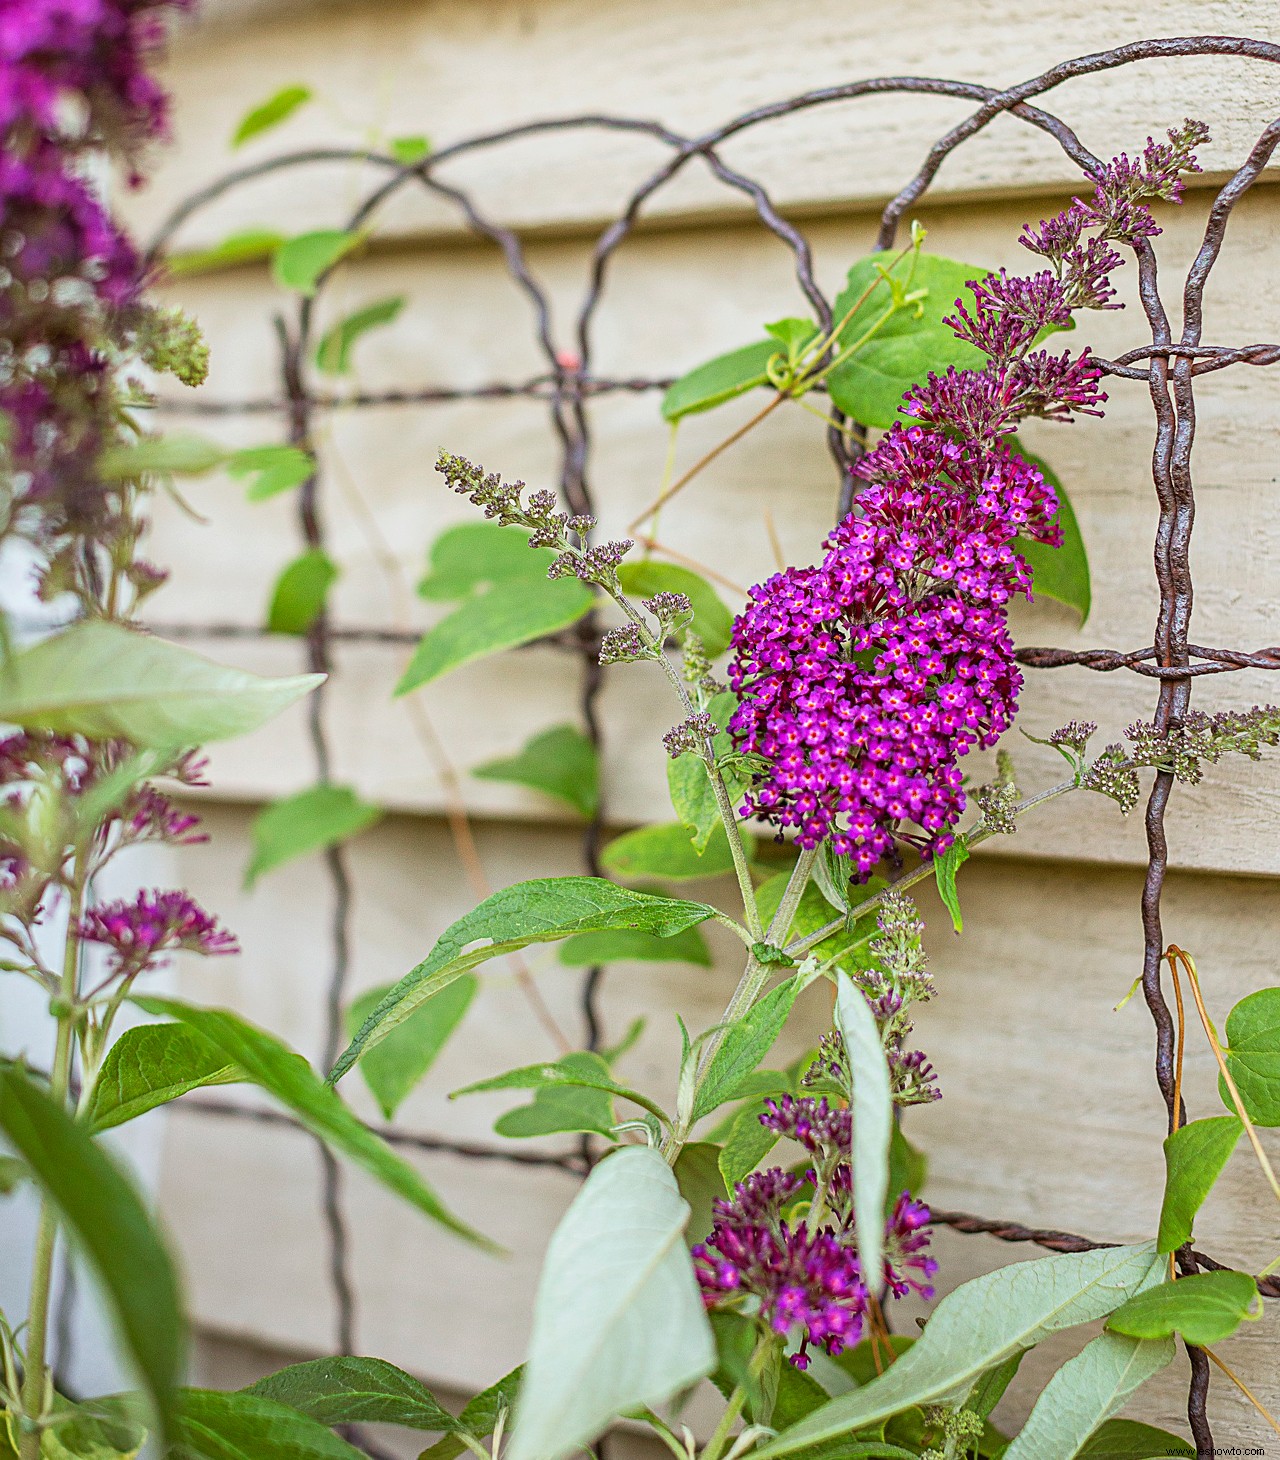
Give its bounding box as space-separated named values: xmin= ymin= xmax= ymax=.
xmin=79 ymin=887 xmax=236 ymax=979
xmin=727 ymin=123 xmax=1206 ymax=875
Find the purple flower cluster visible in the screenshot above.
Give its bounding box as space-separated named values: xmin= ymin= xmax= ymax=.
xmin=693 ymin=1163 xmax=935 ymax=1367
xmin=727 ymin=124 xmax=1207 ymax=874
xmin=79 ymin=887 xmax=237 ymax=978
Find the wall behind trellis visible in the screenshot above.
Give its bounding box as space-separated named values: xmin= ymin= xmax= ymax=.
xmin=119 ymin=0 xmax=1280 ymax=1446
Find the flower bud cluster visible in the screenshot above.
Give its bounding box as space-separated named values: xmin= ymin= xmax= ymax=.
xmin=1126 ymin=705 xmax=1280 ymax=784
xmin=973 ymin=749 xmax=1019 ymax=835
xmin=661 ymin=712 xmax=717 ymax=760
xmin=727 ymin=125 xmax=1207 ymax=876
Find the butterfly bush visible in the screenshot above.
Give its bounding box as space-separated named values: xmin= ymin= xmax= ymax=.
xmin=726 ymin=123 xmax=1208 ymax=879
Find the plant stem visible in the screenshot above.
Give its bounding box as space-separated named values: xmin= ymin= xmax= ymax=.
xmin=765 ymin=846 xmax=818 ymax=945
xmin=700 ymin=1383 xmax=748 ymax=1460
xmin=19 ymin=876 xmax=84 ymax=1460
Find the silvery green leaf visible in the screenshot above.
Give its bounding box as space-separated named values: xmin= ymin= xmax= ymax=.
xmin=507 ymin=1146 xmax=714 ymax=1460
xmin=753 ymin=1244 xmax=1164 ymax=1455
xmin=1002 ymin=1332 xmax=1175 ymax=1459
xmin=834 ymin=972 xmax=892 ymax=1293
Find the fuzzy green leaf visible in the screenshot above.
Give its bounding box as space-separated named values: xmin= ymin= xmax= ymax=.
xmin=332 ymin=879 xmax=717 ymax=1083
xmin=0 ymin=1067 xmax=185 ymax=1447
xmin=602 ymin=820 xmax=748 ymax=883
xmin=506 ymin=1147 xmax=715 ymax=1460
xmin=1106 ymin=1270 xmax=1260 ymax=1347
xmin=0 ymin=620 xmax=321 ymax=747
xmin=228 ymin=444 xmax=315 ymax=501
xmin=559 ymin=925 xmax=710 ymax=968
xmin=246 ymin=784 xmax=382 ymax=887
xmin=132 ymin=998 xmax=491 ymax=1248
xmin=267 ymin=548 xmax=338 ymax=635
xmin=1157 ymin=1115 xmax=1243 ymax=1253
xmin=1220 ymin=986 xmax=1280 ymax=1125
xmin=835 ymin=973 xmax=893 ymax=1293
xmin=348 ymin=975 xmax=477 ymax=1120
xmin=695 ymin=976 xmax=805 ymax=1121
xmin=245 ymin=1356 xmax=456 ymax=1431
xmin=232 ymin=85 xmax=312 ymax=147
xmin=83 ymin=1023 xmax=242 ymax=1133
xmin=273 ymin=230 xmax=362 ymax=296
xmin=315 ymin=296 xmax=405 ymax=375
xmin=616 ymin=562 xmax=734 ymax=656
xmin=473 ymin=725 xmax=598 ymax=819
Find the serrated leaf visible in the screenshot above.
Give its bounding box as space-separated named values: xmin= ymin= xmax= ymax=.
xmin=245 ymin=1356 xmax=456 ymax=1431
xmin=1002 ymin=1332 xmax=1173 ymax=1459
xmin=99 ymin=433 xmax=227 ymax=479
xmin=173 ymin=1389 xmax=366 ymax=1460
xmin=166 ymin=229 xmax=285 ymax=277
xmin=1106 ymin=1270 xmax=1261 ymax=1346
xmin=246 ymin=784 xmax=382 ymax=887
xmin=695 ymin=976 xmax=805 ymax=1121
xmin=453 ymin=1050 xmax=666 ymax=1125
xmin=603 ymin=820 xmax=748 ymax=882
xmin=273 ymin=230 xmax=362 ymax=296
xmin=228 ymin=444 xmax=315 ymax=501
xmin=932 ymin=835 xmax=969 ymax=934
xmin=332 ymin=879 xmax=717 ymax=1083
xmin=559 ymin=925 xmax=710 ymax=967
xmin=506 ymin=1146 xmax=715 ymax=1460
xmin=348 ymin=974 xmax=477 ymax=1120
xmin=1077 ymin=1419 xmax=1195 ymax=1457
xmin=0 ymin=620 xmax=321 ymax=747
xmin=0 ymin=1067 xmax=185 ymax=1447
xmin=83 ymin=1023 xmax=242 ymax=1133
xmin=315 ymin=295 xmax=406 ymax=375
xmin=389 ymin=135 xmax=431 ymax=165
xmin=1157 ymin=1115 xmax=1243 ymax=1253
xmin=231 ymin=85 xmax=312 ymax=147
xmin=1012 ymin=443 xmax=1091 ymax=625
xmin=398 ymin=577 xmax=594 ymax=693
xmin=616 ymin=562 xmax=734 ymax=656
xmin=661 ymin=340 xmax=779 ymax=422
xmin=835 ymin=973 xmax=892 ymax=1292
xmin=1220 ymin=986 xmax=1280 ymax=1125
xmin=267 ymin=548 xmax=338 ymax=635
xmin=826 ymin=252 xmax=989 ymax=428
xmin=473 ymin=725 xmax=598 ymax=819
xmin=754 ymin=1244 xmax=1165 ymax=1455
xmin=132 ymin=997 xmax=491 ymax=1248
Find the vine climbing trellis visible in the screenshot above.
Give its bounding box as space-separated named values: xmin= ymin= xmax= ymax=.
xmin=142 ymin=34 xmax=1280 ymax=1454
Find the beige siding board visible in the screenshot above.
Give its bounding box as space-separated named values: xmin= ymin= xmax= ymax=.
xmin=149 ymin=192 xmax=1280 ymax=875
xmin=157 ymin=812 xmax=1280 ymax=1439
xmin=139 ymin=1 xmax=1280 ymax=250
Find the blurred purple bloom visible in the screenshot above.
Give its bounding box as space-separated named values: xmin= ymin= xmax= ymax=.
xmin=79 ymin=887 xmax=237 ymax=977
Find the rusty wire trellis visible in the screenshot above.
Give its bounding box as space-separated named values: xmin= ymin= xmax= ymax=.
xmin=142 ymin=33 xmax=1280 ymax=1454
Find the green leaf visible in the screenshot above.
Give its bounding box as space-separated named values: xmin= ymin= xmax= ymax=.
xmin=99 ymin=433 xmax=227 ymax=479
xmin=756 ymin=870 xmax=878 ymax=966
xmin=602 ymin=821 xmax=748 ymax=883
xmin=231 ymin=85 xmax=312 ymax=147
xmin=1002 ymin=1332 xmax=1174 ymax=1459
xmin=454 ymin=1050 xmax=665 ymax=1126
xmin=1077 ymin=1419 xmax=1195 ymax=1457
xmin=0 ymin=1067 xmax=185 ymax=1447
xmin=246 ymin=784 xmax=382 ymax=887
xmin=495 ymin=1084 xmax=616 ymax=1141
xmin=165 ymin=229 xmax=284 ymax=278
xmin=0 ymin=1154 xmax=26 ymax=1193
xmin=666 ymin=692 xmax=744 ymax=852
xmin=826 ymin=252 xmax=989 ymax=428
xmin=0 ymin=620 xmax=321 ymax=748
xmin=887 ymin=1123 xmax=927 ymax=1209
xmin=963 ymin=1350 xmax=1024 ymax=1422
xmin=473 ymin=725 xmax=599 ymax=819
xmin=718 ymin=1101 xmax=780 ymax=1187
xmin=829 ymin=1334 xmax=916 ymax=1388
xmin=835 ymin=973 xmax=893 ymax=1292
xmin=131 ymin=997 xmax=491 ymax=1249
xmin=315 ymin=296 xmax=406 ymax=375
xmin=83 ymin=1023 xmax=242 ymax=1134
xmin=228 ymin=444 xmax=315 ymax=501
xmin=397 ymin=578 xmax=594 ymax=693
xmin=418 ymin=1368 xmax=522 ymax=1460
xmin=173 ymin=1389 xmax=366 ymax=1460
xmin=1157 ymin=1115 xmax=1243 ymax=1253
xmin=1220 ymin=986 xmax=1280 ymax=1125
xmin=1011 ymin=443 xmax=1091 ymax=625
xmin=505 ymin=1146 xmax=715 ymax=1460
xmin=348 ymin=974 xmax=477 ymax=1120
xmin=40 ymin=1394 xmax=148 ymax=1460
xmin=273 ymin=231 xmax=362 ymax=296
xmin=245 ymin=1356 xmax=456 ymax=1430
xmin=389 ymin=135 xmax=431 ymax=165
xmin=331 ymin=878 xmax=717 ymax=1084
xmin=417 ymin=522 xmax=556 ymax=601
xmin=661 ymin=340 xmax=779 ymax=422
xmin=1106 ymin=1270 xmax=1260 ymax=1347
xmin=267 ymin=549 xmax=339 ymax=635
xmin=932 ymin=836 xmax=969 ymax=934
xmin=695 ymin=975 xmax=805 ymax=1121
xmin=616 ymin=562 xmax=734 ymax=656
xmin=673 ymin=1141 xmax=727 ymax=1245
xmin=753 ymin=1244 xmax=1164 ymax=1455
xmin=559 ymin=925 xmax=710 ymax=968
